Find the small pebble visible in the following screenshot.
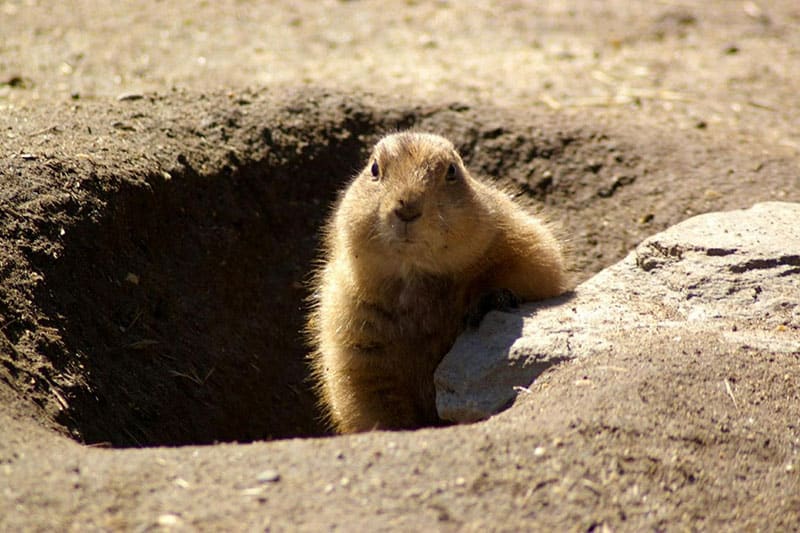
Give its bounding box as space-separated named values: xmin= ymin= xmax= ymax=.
xmin=257 ymin=469 xmax=281 ymax=483
xmin=241 ymin=486 xmax=266 ymax=496
xmin=157 ymin=514 xmax=182 ymax=527
xmin=117 ymin=92 xmax=144 ymax=102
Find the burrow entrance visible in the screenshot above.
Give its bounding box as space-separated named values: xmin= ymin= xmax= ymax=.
xmin=16 ymin=98 xmax=682 ymax=448
xmin=35 ymin=123 xmax=384 ymax=447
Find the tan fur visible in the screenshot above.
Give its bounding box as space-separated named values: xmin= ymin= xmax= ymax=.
xmin=307 ymin=132 xmax=567 ymax=434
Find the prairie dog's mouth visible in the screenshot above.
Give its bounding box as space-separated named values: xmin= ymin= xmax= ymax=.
xmin=388 ymin=219 xmax=416 ymax=242
xmin=392 ymin=235 xmax=415 ymax=247
xmin=385 ymin=226 xmax=423 ymax=251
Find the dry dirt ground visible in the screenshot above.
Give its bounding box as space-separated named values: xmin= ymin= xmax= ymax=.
xmin=1 ymin=1 xmax=799 ymax=531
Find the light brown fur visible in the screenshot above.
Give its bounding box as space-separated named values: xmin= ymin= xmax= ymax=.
xmin=307 ymin=132 xmax=567 ymax=434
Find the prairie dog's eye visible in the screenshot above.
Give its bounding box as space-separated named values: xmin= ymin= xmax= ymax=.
xmin=446 ymin=163 xmax=458 ymax=182
xmin=370 ymin=161 xmax=380 ymax=180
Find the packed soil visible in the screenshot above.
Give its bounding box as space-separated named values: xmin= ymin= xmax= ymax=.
xmin=0 ymin=1 xmax=799 ymax=530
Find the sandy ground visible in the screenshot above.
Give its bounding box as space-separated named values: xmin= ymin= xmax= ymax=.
xmin=1 ymin=1 xmax=799 ymax=530
xmin=3 ymin=1 xmax=800 ymax=150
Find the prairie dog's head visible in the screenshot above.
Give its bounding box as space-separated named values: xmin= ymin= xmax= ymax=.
xmin=337 ymin=132 xmax=494 ymax=275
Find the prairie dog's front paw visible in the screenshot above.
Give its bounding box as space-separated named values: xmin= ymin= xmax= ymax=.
xmin=464 ymin=288 xmax=520 ymax=329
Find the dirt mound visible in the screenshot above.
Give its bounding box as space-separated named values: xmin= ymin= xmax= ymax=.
xmin=0 ymin=90 xmax=797 ymax=450
xmin=1 ymin=89 xmax=798 ymax=530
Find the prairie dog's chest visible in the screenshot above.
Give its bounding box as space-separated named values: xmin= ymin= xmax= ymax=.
xmin=388 ymin=275 xmax=465 ymax=336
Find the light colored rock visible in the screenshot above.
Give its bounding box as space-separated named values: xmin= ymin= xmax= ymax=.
xmin=435 ymin=202 xmax=800 ymax=423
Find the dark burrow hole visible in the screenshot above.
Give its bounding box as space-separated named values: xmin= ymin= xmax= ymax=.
xmin=37 ymin=135 xmax=377 ymax=448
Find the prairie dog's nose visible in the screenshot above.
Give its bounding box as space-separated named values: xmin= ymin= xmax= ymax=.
xmin=394 ymin=199 xmax=422 ymax=223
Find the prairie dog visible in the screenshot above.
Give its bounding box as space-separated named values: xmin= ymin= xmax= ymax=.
xmin=308 ymin=132 xmax=566 ymax=433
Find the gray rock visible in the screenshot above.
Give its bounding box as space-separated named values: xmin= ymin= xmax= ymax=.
xmin=435 ymin=202 xmax=800 ymax=423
